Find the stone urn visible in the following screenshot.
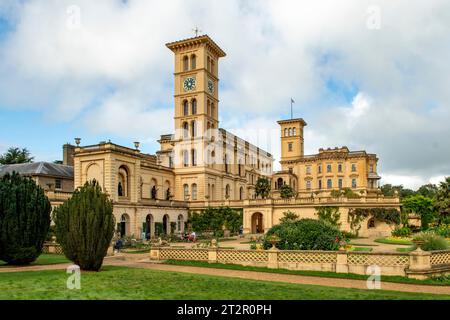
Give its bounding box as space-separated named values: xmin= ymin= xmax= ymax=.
xmin=267 ymin=235 xmax=280 ymax=250
xmin=412 ymin=239 xmax=425 ymax=250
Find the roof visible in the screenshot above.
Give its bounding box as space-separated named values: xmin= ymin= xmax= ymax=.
xmin=0 ymin=162 xmax=74 ymax=179
xmin=166 ymin=35 xmax=226 ymax=57
xmin=277 ymin=118 xmax=307 ymax=126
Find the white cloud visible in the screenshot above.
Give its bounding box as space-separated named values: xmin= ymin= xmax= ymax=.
xmin=0 ymin=0 xmax=449 ymax=188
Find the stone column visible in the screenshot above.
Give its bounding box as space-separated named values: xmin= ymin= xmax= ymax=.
xmin=267 ymin=247 xmax=279 ymax=269
xmin=208 ymin=240 xmax=218 ymax=263
xmin=149 ymin=247 xmax=161 ymax=260
xmin=408 ymin=248 xmax=431 ymax=272
xmin=336 ymin=250 xmax=349 ymax=273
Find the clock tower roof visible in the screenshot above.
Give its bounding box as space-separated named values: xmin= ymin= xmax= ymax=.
xmin=166 ymin=34 xmax=226 ymax=58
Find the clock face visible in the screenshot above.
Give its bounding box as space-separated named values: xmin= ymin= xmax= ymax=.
xmin=183 ymin=77 xmax=196 ymax=91
xmin=207 ymin=79 xmax=214 ymax=94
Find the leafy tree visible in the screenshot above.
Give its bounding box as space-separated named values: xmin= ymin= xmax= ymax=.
xmin=279 ymin=211 xmax=299 ymax=223
xmin=0 ymin=172 xmax=51 ymax=265
xmin=0 ymin=147 xmax=34 ymax=165
xmin=188 ymin=207 xmax=242 ymax=236
xmin=380 ymin=184 xmax=414 ymax=199
xmin=255 ymin=177 xmax=271 ymax=199
xmin=279 ymin=184 xmax=295 ymax=199
xmin=402 ymin=195 xmax=437 ymax=230
xmin=263 ymin=219 xmax=344 ymax=251
xmin=315 ymin=206 xmax=341 ymax=227
xmin=417 ymin=183 xmax=438 ymax=199
xmin=434 ymin=177 xmax=450 ymax=224
xmin=53 ymin=180 xmax=115 ymax=271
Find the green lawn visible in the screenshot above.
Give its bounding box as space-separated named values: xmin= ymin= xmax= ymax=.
xmin=0 ymin=254 xmax=69 ymax=267
xmin=0 ymin=266 xmax=448 ymax=300
xmin=374 ymin=237 xmax=412 ymax=245
xmin=163 ymin=260 xmax=450 ymax=286
xmin=350 ymin=247 xmax=373 ymax=252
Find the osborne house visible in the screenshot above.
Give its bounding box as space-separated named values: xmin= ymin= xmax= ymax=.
xmin=0 ymin=34 xmax=400 ymax=239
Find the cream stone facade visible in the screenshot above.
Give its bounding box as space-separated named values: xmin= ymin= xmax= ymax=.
xmin=67 ymin=34 xmax=400 ymax=239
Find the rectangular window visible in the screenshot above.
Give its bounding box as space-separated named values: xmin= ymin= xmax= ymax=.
xmin=306 ymin=180 xmax=311 ymax=190
xmin=370 ymin=164 xmax=374 ymax=173
xmin=327 ymin=179 xmax=332 ymax=189
xmin=55 ymin=179 xmax=62 ymax=190
xmin=327 ymin=164 xmax=332 ymax=173
xmin=318 ymin=165 xmax=322 ymax=174
xmin=351 ymin=163 xmax=357 ymax=172
xmin=338 ymin=178 xmax=343 ymax=189
xmin=169 ymin=156 xmax=173 ymax=168
xmin=338 ymin=163 xmax=343 ymax=172
xmin=352 ymin=178 xmax=357 ymax=188
xmin=318 ymin=180 xmax=322 ymax=189
xmin=288 ymin=142 xmax=293 ymax=152
xmin=306 ymin=166 xmax=311 ymax=174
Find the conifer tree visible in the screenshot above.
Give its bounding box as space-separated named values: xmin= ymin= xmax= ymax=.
xmin=53 ymin=180 xmax=115 ymax=271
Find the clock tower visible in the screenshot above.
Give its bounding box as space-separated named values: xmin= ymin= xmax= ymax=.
xmin=166 ymin=35 xmax=226 ymax=143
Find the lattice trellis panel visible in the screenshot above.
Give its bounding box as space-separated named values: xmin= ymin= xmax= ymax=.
xmin=347 ymin=253 xmax=409 ymax=266
xmin=278 ymin=251 xmax=337 ymax=264
xmin=217 ymin=250 xmax=268 ymax=263
xmin=431 ymin=251 xmax=450 ymax=265
xmin=160 ymin=249 xmax=209 ymax=261
xmin=42 ymin=244 xmax=63 ymax=255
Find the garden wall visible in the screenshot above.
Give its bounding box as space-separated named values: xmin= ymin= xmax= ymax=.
xmin=150 ymin=247 xmax=450 ymax=279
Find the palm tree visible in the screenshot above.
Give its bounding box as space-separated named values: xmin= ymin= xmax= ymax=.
xmin=434 ymin=177 xmax=450 ymax=224
xmin=0 ymin=147 xmax=34 ymax=165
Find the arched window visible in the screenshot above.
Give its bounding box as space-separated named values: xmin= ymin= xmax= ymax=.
xmin=183 ymin=184 xmax=189 ymax=200
xmin=183 ymin=150 xmax=189 ymax=167
xmin=183 ymin=56 xmax=189 ymax=71
xmin=211 ymin=59 xmax=215 ymax=75
xmin=191 ymin=149 xmax=197 ymax=166
xmin=191 ymin=183 xmax=197 ymax=200
xmin=191 ymin=54 xmax=196 ymax=69
xmin=191 ymin=99 xmax=197 ymax=115
xmin=183 ymin=122 xmax=189 ymax=139
xmin=238 ymin=159 xmax=242 ymax=176
xmin=207 ymin=56 xmax=210 ymax=71
xmin=191 ymin=120 xmax=197 ymax=137
xmin=288 ymin=128 xmax=292 ymax=136
xmin=207 ymin=100 xmax=211 ymax=116
xmin=239 ymin=186 xmax=244 ymax=200
xmin=118 ymin=165 xmax=128 ymax=197
xmin=183 ymin=100 xmax=189 ymax=116
xmin=277 ymin=178 xmax=283 ymax=190
xmin=225 ymin=184 xmax=231 ymax=198
xmin=293 ymin=128 xmax=296 ymax=136
xmin=177 ymin=214 xmax=184 ymax=232
xmin=211 ymin=103 xmax=215 ymax=117
xmin=284 ymin=128 xmax=288 ymax=137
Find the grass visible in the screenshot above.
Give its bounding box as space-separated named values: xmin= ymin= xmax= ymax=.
xmin=348 ymin=242 xmax=379 ymax=247
xmin=350 ymin=247 xmax=373 ymax=252
xmin=0 ymin=266 xmax=448 ymax=300
xmin=396 ymin=247 xmax=415 ymax=253
xmin=163 ymin=260 xmax=450 ymax=286
xmin=0 ymin=254 xmax=69 ymax=267
xmin=374 ymin=237 xmax=413 ymax=245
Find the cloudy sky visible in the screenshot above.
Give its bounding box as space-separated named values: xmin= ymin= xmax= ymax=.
xmin=0 ymin=0 xmax=449 ymax=189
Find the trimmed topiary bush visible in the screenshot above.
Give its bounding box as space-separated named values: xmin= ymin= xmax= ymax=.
xmin=0 ymin=172 xmax=51 ymax=265
xmin=263 ymin=218 xmax=344 ymax=251
xmin=413 ymin=232 xmax=449 ymax=251
xmin=53 ymin=180 xmax=115 ymax=271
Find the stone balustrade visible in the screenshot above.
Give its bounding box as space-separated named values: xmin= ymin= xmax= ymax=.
xmin=150 ymin=246 xmax=450 ymax=280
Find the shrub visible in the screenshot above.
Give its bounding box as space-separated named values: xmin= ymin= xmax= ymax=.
xmin=188 ymin=207 xmax=242 ymax=236
xmin=263 ymin=219 xmax=344 ymax=251
xmin=412 ymin=232 xmax=449 ymax=251
xmin=280 ymin=184 xmax=295 ymax=199
xmin=391 ymin=226 xmax=412 ymax=238
xmin=429 ymin=224 xmax=450 ymax=238
xmin=0 ymin=172 xmax=51 ymax=265
xmin=54 ymin=180 xmax=115 ymax=271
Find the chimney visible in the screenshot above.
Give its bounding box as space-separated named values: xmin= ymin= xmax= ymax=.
xmin=63 ymin=144 xmax=76 ymax=166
